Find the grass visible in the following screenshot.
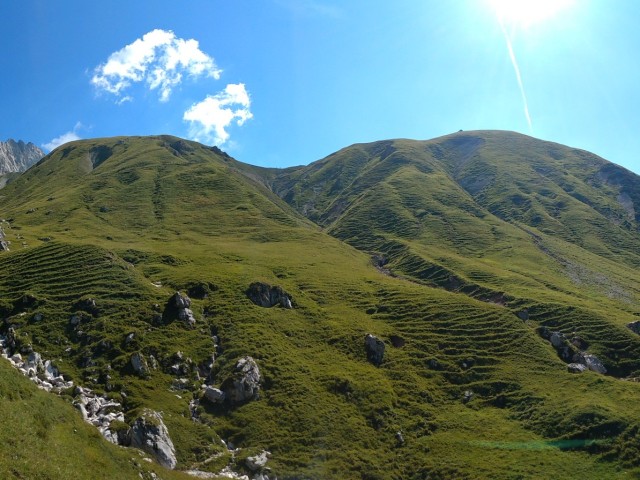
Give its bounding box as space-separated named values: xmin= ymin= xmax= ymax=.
xmin=0 ymin=359 xmax=201 ymax=480
xmin=0 ymin=132 xmax=639 ymax=478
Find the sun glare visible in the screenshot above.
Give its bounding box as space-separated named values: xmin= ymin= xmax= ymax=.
xmin=490 ymin=0 xmax=574 ymax=27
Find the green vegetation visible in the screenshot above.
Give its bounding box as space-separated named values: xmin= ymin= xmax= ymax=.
xmin=0 ymin=359 xmax=196 ymax=480
xmin=0 ymin=131 xmax=639 ymax=478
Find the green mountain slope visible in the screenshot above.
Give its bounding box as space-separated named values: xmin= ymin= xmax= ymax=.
xmin=0 ymin=133 xmax=639 ymax=479
xmin=272 ymin=131 xmax=640 ymax=375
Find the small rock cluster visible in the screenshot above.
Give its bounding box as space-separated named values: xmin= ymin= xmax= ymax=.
xmin=246 ymin=282 xmax=293 ymax=309
xmin=245 ymin=450 xmax=271 ymax=478
xmin=1 ymin=333 xmax=178 ymax=470
xmin=0 ymin=343 xmax=74 ymax=392
xmin=73 ymin=385 xmax=125 ymax=443
xmin=539 ymin=327 xmax=606 ymax=374
xmin=170 ymin=291 xmax=196 ymax=327
xmin=199 ymin=355 xmax=262 ymax=408
xmin=74 ymin=387 xmax=177 ymax=469
xmin=570 ymin=352 xmax=606 ymax=374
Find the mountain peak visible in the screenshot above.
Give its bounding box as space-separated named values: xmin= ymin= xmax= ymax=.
xmin=0 ymin=139 xmax=44 ymax=174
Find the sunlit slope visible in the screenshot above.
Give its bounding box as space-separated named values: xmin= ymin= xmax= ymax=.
xmin=0 ymin=135 xmax=310 ymax=246
xmin=0 ymin=358 xmax=194 ymax=480
xmin=273 ymin=130 xmax=640 ymax=374
xmin=1 ymin=134 xmax=640 ymax=478
xmin=2 ymin=240 xmax=639 ymax=479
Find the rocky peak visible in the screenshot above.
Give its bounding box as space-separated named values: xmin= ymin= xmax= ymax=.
xmin=0 ymin=139 xmax=44 ymax=174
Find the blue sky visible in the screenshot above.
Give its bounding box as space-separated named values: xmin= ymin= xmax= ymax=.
xmin=2 ymin=0 xmax=639 ymax=173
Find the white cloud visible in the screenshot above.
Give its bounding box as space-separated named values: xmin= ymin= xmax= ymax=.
xmin=91 ymin=29 xmax=221 ymax=102
xmin=43 ymin=122 xmax=84 ymax=151
xmin=183 ymin=83 xmax=253 ymax=145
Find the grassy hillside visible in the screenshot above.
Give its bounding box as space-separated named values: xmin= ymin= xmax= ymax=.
xmin=272 ymin=131 xmax=640 ymax=376
xmin=0 ymin=133 xmax=640 ymax=479
xmin=0 ymin=358 xmax=196 ymax=480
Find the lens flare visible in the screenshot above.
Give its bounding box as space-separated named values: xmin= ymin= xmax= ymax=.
xmin=489 ymin=0 xmax=574 ymax=27
xmin=488 ymin=0 xmax=574 ymax=133
xmin=498 ymin=19 xmax=533 ymax=133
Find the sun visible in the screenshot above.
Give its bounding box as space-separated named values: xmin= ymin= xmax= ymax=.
xmin=489 ymin=0 xmax=574 ymax=27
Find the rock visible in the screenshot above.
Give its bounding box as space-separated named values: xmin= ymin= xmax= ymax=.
xmin=222 ymin=356 xmax=261 ymax=405
xmin=395 ymin=430 xmax=405 ymax=445
xmin=198 ymin=355 xmax=215 ymax=381
xmin=543 ymin=330 xmax=576 ymax=361
xmin=549 ymin=332 xmax=566 ymax=349
xmin=148 ymin=355 xmax=158 ymax=370
xmin=538 ymin=326 xmax=552 ymax=340
xmin=166 ymin=352 xmax=193 ymax=376
xmin=39 ymin=380 xmax=53 ymax=391
xmin=567 ymin=363 xmax=588 ymax=373
xmin=73 ymin=384 xmax=124 ymax=443
xmin=10 ymin=353 xmax=23 ymax=364
xmin=178 ymin=307 xmax=196 ymax=327
xmin=69 ymin=314 xmax=82 ymax=327
xmin=462 ymin=390 xmax=474 ymax=403
xmin=246 ymin=282 xmax=293 ymax=308
xmin=171 ymin=378 xmax=190 ymax=390
xmin=253 ymin=474 xmax=271 ymax=480
xmin=171 ymin=291 xmax=191 ymax=309
xmin=516 ymin=309 xmax=529 ymax=321
xmin=189 ymin=398 xmax=200 ymax=421
xmin=131 ymin=352 xmax=149 ymax=376
xmin=43 ymin=360 xmax=58 ymax=381
xmin=570 ymin=335 xmax=589 ymax=350
xmin=32 ymin=312 xmax=43 ymax=322
xmin=26 ymin=352 xmax=43 ymax=372
xmin=75 ymin=402 xmax=89 ymax=421
xmin=124 ymin=332 xmax=135 ymax=346
xmin=203 ymin=386 xmax=225 ymax=404
xmin=129 ymin=409 xmax=177 ymax=470
xmin=165 ymin=292 xmax=197 ymax=326
xmin=364 ymin=334 xmax=385 ymax=366
xmin=5 ymin=327 xmax=16 ymax=350
xmin=627 ymin=321 xmax=640 ymax=335
xmin=573 ymin=352 xmax=607 ymax=374
xmin=245 ymin=450 xmax=270 ymax=471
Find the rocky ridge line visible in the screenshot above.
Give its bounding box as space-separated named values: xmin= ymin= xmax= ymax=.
xmin=0 ymin=139 xmax=44 ymax=174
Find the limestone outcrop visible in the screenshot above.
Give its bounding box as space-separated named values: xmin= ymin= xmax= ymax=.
xmin=222 ymin=356 xmax=261 ymax=405
xmin=246 ymin=282 xmax=293 ymax=308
